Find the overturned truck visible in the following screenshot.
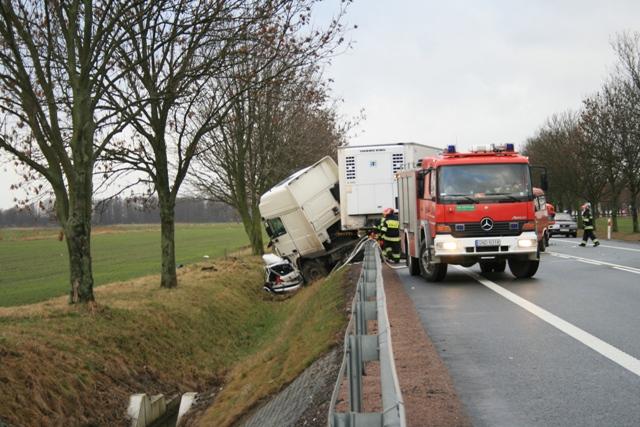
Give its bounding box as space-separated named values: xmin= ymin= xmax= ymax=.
xmin=259 ymin=156 xmax=358 ymax=289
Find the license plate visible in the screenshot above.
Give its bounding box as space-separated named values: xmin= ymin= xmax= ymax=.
xmin=476 ymin=239 xmax=500 ymax=247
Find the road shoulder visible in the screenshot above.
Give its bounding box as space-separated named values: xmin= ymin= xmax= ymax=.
xmin=383 ymin=265 xmax=471 ymax=427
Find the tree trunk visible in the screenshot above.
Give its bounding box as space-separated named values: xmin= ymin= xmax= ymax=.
xmin=64 ymin=214 xmax=95 ymax=303
xmin=632 ymin=202 xmax=639 ymax=233
xmin=159 ymin=201 xmax=178 ymax=288
xmin=251 ymin=204 xmax=264 ymax=255
xmin=239 ymin=206 xmax=264 ymax=255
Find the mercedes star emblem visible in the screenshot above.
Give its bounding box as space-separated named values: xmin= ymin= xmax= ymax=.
xmin=480 ymin=217 xmax=494 ymax=231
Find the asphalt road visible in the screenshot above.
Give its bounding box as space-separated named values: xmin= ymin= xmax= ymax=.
xmin=397 ymin=236 xmax=640 ymax=427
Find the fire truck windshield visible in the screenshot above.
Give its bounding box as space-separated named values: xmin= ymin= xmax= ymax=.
xmin=438 ymin=163 xmax=531 ymax=203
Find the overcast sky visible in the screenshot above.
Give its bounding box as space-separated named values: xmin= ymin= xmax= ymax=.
xmin=2 ymin=0 xmax=639 ymax=209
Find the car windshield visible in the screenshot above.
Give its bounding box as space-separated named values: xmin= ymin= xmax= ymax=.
xmin=555 ymin=213 xmax=573 ymax=221
xmin=438 ymin=163 xmax=531 ymax=203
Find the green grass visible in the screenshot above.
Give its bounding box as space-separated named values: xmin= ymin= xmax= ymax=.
xmin=0 ymin=254 xmax=348 ymax=426
xmin=0 ymin=223 xmax=249 ymax=307
xmin=595 ymin=216 xmax=635 ymax=233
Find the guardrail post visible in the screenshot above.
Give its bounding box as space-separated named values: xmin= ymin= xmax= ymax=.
xmin=329 ymin=240 xmax=406 ymax=427
xmin=347 ymin=335 xmax=362 ymax=412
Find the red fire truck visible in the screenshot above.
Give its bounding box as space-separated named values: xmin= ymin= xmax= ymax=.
xmin=396 ymin=144 xmax=548 ymax=281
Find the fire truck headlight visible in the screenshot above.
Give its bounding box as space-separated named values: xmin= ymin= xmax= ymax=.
xmin=517 ymin=238 xmax=536 ymax=248
xmin=437 ymin=241 xmax=457 ymax=251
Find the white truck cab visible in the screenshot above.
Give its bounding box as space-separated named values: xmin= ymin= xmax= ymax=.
xmin=259 ymin=156 xmax=352 ymax=281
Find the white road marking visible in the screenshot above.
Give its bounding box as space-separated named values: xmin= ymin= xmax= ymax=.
xmin=548 ymin=251 xmax=640 ymax=275
xmin=552 ymin=239 xmax=640 ymax=253
xmin=577 ymin=259 xmax=602 ymax=266
xmin=613 ymin=266 xmax=640 ymax=275
xmin=454 ymin=265 xmax=640 ymax=377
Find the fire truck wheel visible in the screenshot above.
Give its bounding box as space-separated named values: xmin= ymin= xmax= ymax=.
xmin=508 ymin=258 xmax=539 ymax=279
xmin=406 ymin=236 xmax=420 ymax=276
xmin=538 ymin=238 xmax=546 ymax=252
xmin=301 ymin=260 xmax=328 ymax=284
xmin=419 ymin=241 xmax=447 ymax=282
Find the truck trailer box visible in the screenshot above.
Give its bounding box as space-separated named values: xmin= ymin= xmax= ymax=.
xmin=338 ymin=142 xmax=441 ymax=230
xmin=259 ymin=156 xmax=341 ymax=263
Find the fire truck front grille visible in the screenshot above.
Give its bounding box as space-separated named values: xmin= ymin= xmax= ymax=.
xmin=449 ymin=221 xmax=524 ymax=238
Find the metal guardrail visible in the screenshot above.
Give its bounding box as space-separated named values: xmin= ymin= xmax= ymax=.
xmin=328 ymin=240 xmax=406 ymax=427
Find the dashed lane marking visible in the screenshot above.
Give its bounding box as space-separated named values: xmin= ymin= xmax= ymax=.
xmin=552 ymin=239 xmax=640 ymax=253
xmin=455 ymin=265 xmax=640 ymax=377
xmin=548 ymin=251 xmax=640 ymax=275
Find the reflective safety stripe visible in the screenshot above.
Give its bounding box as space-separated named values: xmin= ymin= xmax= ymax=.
xmin=386 ymin=219 xmax=400 ymax=229
xmin=382 ymin=236 xmax=401 ymax=242
xmin=585 ymin=226 xmax=594 ymax=230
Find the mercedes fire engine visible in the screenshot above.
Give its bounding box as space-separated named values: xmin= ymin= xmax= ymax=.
xmin=396 ymin=144 xmax=548 ymax=281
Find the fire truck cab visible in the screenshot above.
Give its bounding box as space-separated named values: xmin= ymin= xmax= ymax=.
xmin=397 ymin=144 xmax=545 ymax=281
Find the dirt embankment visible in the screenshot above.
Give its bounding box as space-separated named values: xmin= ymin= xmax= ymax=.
xmin=232 ymin=263 xmax=470 ymax=427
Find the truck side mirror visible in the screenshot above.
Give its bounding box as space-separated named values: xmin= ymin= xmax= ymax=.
xmin=541 ymin=174 xmax=549 ymax=192
xmin=417 ymin=169 xmax=430 ymax=199
xmin=417 ymin=174 xmax=425 ymax=199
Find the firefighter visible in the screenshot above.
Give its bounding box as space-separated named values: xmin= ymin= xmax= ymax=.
xmin=377 ymin=207 xmax=401 ymax=262
xmin=579 ymin=203 xmax=600 ymax=247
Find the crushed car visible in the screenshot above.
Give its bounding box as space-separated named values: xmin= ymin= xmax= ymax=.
xmin=262 ymin=254 xmax=304 ymax=293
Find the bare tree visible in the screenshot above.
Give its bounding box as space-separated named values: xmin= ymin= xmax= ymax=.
xmin=525 ymin=112 xmax=582 ymax=211
xmin=612 ymin=31 xmax=640 ymax=232
xmin=580 ymin=84 xmax=627 ymax=230
xmin=0 ymin=1 xmax=141 ymax=303
xmin=190 ymin=61 xmax=350 ymax=255
xmin=103 ymin=0 xmax=351 ymax=287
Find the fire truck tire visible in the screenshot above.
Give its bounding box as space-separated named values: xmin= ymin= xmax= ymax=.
xmin=419 ymin=241 xmax=447 ymax=282
xmin=406 ymin=236 xmax=420 ymax=276
xmin=508 ymin=258 xmax=539 ymax=279
xmin=301 ymin=259 xmax=328 ymax=284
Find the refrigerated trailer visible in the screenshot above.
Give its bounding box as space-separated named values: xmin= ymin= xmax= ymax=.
xmin=337 ymin=143 xmax=440 ymax=230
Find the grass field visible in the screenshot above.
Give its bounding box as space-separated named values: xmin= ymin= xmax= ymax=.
xmin=595 ymin=216 xmax=635 ymax=233
xmin=0 ymin=252 xmax=349 ymax=426
xmin=0 ymin=223 xmax=249 ymax=307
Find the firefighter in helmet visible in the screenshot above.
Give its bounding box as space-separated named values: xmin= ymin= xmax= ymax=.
xmin=377 ymin=207 xmax=401 ymax=262
xmin=579 ymin=202 xmax=600 ymax=247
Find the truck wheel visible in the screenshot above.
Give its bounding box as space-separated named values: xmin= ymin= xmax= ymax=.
xmin=301 ymin=260 xmax=328 ymax=284
xmin=508 ymin=258 xmax=539 ymax=279
xmin=419 ymin=241 xmax=447 ymax=282
xmin=406 ymin=236 xmax=420 ymax=276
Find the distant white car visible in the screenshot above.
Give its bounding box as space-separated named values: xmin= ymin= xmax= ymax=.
xmin=549 ymin=213 xmax=578 ymax=238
